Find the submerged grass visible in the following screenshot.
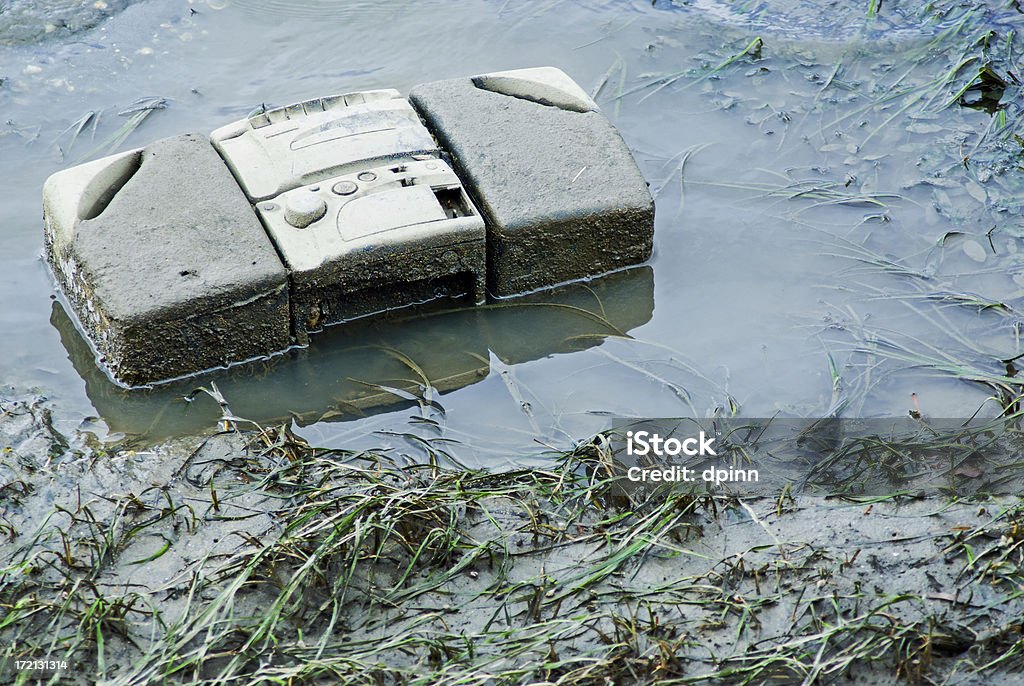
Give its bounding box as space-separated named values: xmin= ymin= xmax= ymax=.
xmin=72 ymin=96 xmax=170 ymax=162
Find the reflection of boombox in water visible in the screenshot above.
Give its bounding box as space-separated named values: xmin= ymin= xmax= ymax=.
xmin=43 ymin=68 xmax=655 ymax=387
xmin=51 ymin=265 xmax=655 ymax=440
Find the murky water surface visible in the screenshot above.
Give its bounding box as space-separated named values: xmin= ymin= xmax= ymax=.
xmin=3 ymin=0 xmax=1024 ymax=466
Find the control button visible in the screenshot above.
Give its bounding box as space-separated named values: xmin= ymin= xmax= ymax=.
xmin=357 ymin=171 xmax=377 ymax=182
xmin=284 ymin=192 xmax=327 ymax=228
xmin=332 ymin=180 xmax=358 ymax=196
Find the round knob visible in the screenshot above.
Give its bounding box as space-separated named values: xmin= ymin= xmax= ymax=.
xmin=284 ymin=192 xmax=327 ymax=229
xmin=332 ymin=180 xmax=358 ymax=196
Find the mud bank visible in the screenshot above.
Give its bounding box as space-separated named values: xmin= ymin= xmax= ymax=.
xmin=2 ymin=394 xmax=1024 ymax=685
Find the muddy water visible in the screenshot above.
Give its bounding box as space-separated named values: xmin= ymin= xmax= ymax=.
xmin=0 ymin=0 xmax=143 ymax=46
xmin=2 ymin=0 xmax=1022 ymax=465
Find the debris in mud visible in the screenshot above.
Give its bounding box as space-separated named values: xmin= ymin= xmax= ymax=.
xmin=957 ymin=64 xmax=1011 ymax=114
xmin=0 ymin=393 xmax=66 ymax=468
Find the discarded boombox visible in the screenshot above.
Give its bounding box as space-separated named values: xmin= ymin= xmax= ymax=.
xmin=43 ymin=67 xmax=655 ymax=387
